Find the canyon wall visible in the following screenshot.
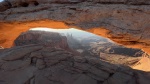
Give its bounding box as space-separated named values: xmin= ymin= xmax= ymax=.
xmin=0 ymin=0 xmax=150 ymax=53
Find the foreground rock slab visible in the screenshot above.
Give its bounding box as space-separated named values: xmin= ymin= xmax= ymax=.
xmin=0 ymin=44 xmax=150 ymax=84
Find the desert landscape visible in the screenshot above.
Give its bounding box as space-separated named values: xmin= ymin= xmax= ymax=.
xmin=0 ymin=0 xmax=150 ymax=84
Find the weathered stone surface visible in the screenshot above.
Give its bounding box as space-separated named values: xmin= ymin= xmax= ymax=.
xmin=0 ymin=1 xmax=149 ymax=83
xmin=14 ymin=30 xmax=80 ymax=55
xmin=1 ymin=0 xmax=150 ymax=9
xmin=99 ymin=52 xmax=141 ymax=66
xmin=0 ymin=66 xmax=37 ymax=84
xmin=0 ymin=0 xmax=149 ymax=54
xmin=135 ymin=72 xmax=150 ymax=84
xmin=103 ymin=72 xmax=135 ymax=84
xmin=36 ymin=59 xmax=45 ymax=69
xmin=0 ymin=1 xmax=11 ymax=12
xmin=132 ymin=56 xmax=150 ymax=71
xmin=0 ymin=45 xmax=150 ymax=84
xmin=73 ymin=74 xmax=97 ymax=84
xmin=30 ymin=51 xmax=43 ymax=58
xmin=1 ymin=45 xmax=43 ymax=61
xmin=88 ymin=66 xmax=110 ymax=80
xmin=1 ymin=58 xmax=31 ymax=71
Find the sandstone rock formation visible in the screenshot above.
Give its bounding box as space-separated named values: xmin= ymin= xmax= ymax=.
xmin=14 ymin=31 xmax=69 ymax=48
xmin=0 ymin=0 xmax=150 ymax=54
xmin=84 ymin=40 xmax=143 ymax=57
xmin=14 ymin=30 xmax=80 ymax=55
xmin=132 ymin=53 xmax=150 ymax=71
xmin=0 ymin=44 xmax=150 ymax=84
xmin=82 ymin=41 xmax=143 ymax=66
xmin=99 ymin=52 xmax=141 ymax=66
xmin=0 ymin=1 xmax=150 ymax=83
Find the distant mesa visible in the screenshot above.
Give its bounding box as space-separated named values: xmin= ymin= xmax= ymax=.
xmin=14 ymin=30 xmax=80 ymax=55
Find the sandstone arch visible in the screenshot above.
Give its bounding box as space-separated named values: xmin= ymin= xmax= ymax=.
xmin=0 ymin=0 xmax=150 ymax=54
xmin=0 ymin=1 xmax=150 ymax=83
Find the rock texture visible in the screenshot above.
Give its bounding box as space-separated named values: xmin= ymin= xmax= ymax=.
xmin=14 ymin=30 xmax=80 ymax=55
xmin=14 ymin=31 xmax=69 ymax=49
xmin=0 ymin=44 xmax=150 ymax=84
xmin=81 ymin=41 xmax=143 ymax=66
xmin=0 ymin=0 xmax=150 ymax=53
xmin=99 ymin=52 xmax=141 ymax=66
xmin=132 ymin=53 xmax=150 ymax=71
xmin=66 ymin=35 xmax=144 ymax=66
xmin=84 ymin=40 xmax=143 ymax=57
xmin=0 ymin=1 xmax=149 ymax=82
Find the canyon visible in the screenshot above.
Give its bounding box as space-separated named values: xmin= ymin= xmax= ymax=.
xmin=1 ymin=44 xmax=150 ymax=84
xmin=0 ymin=30 xmax=149 ymax=84
xmin=0 ymin=0 xmax=150 ymax=53
xmin=0 ymin=0 xmax=150 ymax=84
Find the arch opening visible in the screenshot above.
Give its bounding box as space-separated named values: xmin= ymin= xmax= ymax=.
xmin=0 ymin=20 xmax=150 ymax=71
xmin=0 ymin=20 xmax=149 ymax=54
xmin=13 ymin=27 xmax=145 ymax=69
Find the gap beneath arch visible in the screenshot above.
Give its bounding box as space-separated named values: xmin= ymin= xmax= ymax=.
xmin=0 ymin=20 xmax=150 ymax=71
xmin=0 ymin=20 xmax=150 ymax=54
xmin=12 ymin=27 xmax=146 ymax=71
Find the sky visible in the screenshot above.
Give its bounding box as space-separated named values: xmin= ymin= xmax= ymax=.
xmin=30 ymin=28 xmax=97 ymax=38
xmin=0 ymin=0 xmax=3 ymax=2
xmin=29 ymin=27 xmax=114 ymax=42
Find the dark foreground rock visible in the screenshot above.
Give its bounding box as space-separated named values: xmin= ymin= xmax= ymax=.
xmin=0 ymin=44 xmax=150 ymax=84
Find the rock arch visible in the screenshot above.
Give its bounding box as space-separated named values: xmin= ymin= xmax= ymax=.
xmin=0 ymin=0 xmax=150 ymax=54
xmin=0 ymin=1 xmax=150 ymax=83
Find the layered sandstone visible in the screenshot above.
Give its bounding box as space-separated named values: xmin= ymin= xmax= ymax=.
xmin=0 ymin=1 xmax=149 ymax=83
xmin=0 ymin=44 xmax=150 ymax=84
xmin=14 ymin=31 xmax=69 ymax=49
xmin=0 ymin=0 xmax=150 ymax=54
xmin=14 ymin=30 xmax=80 ymax=55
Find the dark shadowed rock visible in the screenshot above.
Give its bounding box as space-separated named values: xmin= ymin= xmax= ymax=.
xmin=1 ymin=45 xmax=43 ymax=61
xmin=0 ymin=1 xmax=11 ymax=12
xmin=0 ymin=45 xmax=150 ymax=84
xmin=1 ymin=58 xmax=31 ymax=71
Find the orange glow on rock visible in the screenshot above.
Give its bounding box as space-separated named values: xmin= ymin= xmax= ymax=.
xmin=0 ymin=20 xmax=70 ymax=48
xmin=0 ymin=20 xmax=150 ymax=55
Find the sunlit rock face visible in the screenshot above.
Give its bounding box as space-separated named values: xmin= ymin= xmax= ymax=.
xmin=0 ymin=0 xmax=150 ymax=54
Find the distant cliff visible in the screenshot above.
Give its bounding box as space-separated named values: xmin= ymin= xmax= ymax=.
xmin=14 ymin=30 xmax=80 ymax=55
